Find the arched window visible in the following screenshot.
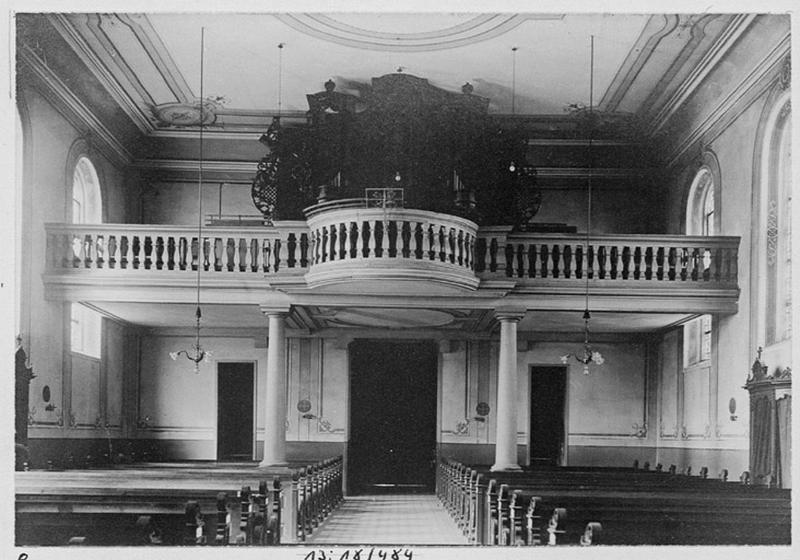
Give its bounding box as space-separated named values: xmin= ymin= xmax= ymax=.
xmin=71 ymin=156 xmax=102 ymax=224
xmin=684 ymin=160 xmax=719 ymax=366
xmin=760 ymin=93 xmax=792 ymax=347
xmin=69 ymin=155 xmax=103 ymax=358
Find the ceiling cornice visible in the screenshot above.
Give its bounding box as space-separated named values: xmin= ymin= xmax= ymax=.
xmin=47 ymin=14 xmax=156 ymax=135
xmin=18 ymin=44 xmax=134 ymax=166
xmin=664 ymin=32 xmax=790 ymax=168
xmin=647 ymin=14 xmax=757 ymax=136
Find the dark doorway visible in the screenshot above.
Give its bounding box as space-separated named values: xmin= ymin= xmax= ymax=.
xmin=217 ymin=362 xmax=255 ymax=461
xmin=348 ymin=340 xmax=438 ymax=494
xmin=530 ymin=366 xmax=567 ymax=466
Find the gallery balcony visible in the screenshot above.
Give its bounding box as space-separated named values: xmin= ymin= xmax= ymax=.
xmin=43 ymin=210 xmax=740 ymax=314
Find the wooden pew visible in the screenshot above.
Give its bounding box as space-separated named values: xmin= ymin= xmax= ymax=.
xmin=437 ymin=457 xmax=791 ymax=546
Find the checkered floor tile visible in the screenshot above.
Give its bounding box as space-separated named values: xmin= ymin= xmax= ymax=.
xmin=305 ymin=494 xmax=468 ymax=545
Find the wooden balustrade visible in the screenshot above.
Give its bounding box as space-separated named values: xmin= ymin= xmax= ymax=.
xmin=475 ymin=230 xmax=740 ymax=286
xmin=45 ymin=221 xmax=740 ymax=291
xmin=294 ymin=456 xmax=344 ymax=542
xmin=305 ymin=207 xmax=478 ymax=273
xmin=45 ymin=223 xmax=309 ymax=274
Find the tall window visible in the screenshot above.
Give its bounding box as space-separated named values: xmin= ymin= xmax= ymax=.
xmin=685 ymin=163 xmax=718 ymax=366
xmin=764 ymin=99 xmax=792 ymax=345
xmin=72 ymin=156 xmax=102 ymax=224
xmin=70 ymin=304 xmax=102 ymax=359
xmin=70 ymin=155 xmax=102 ymax=357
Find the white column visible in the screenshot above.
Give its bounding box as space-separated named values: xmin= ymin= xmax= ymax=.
xmin=492 ymin=311 xmax=523 ymax=471
xmin=260 ymin=312 xmax=288 ymax=467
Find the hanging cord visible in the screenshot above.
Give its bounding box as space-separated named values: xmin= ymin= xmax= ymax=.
xmin=583 ymin=35 xmax=594 ymax=328
xmin=511 ymin=46 xmax=518 ymax=114
xmin=583 ymin=35 xmax=595 ymax=337
xmin=195 ymin=27 xmax=205 ymax=349
xmin=277 ymin=43 xmax=284 ymax=115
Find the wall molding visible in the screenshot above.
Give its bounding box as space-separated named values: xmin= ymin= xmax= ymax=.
xmin=649 ymin=14 xmax=757 ymax=136
xmin=18 ymin=44 xmax=133 ymax=166
xmin=664 ymin=32 xmax=790 ymax=168
xmin=47 ymin=14 xmax=157 ymax=135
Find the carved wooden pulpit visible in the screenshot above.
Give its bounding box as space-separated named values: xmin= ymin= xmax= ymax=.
xmin=745 ymin=348 xmax=792 ymax=488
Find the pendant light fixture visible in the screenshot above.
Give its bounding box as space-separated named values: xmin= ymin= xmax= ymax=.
xmin=561 ymin=35 xmax=604 ymax=375
xmin=170 ymin=26 xmax=211 ymax=373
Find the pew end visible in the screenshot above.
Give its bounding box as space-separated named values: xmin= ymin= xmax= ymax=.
xmin=580 ymin=522 xmax=603 ymax=546
xmin=547 ymin=507 xmax=568 ymax=545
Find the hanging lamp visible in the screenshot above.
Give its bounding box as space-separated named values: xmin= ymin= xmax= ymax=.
xmin=170 ymin=26 xmax=211 ymax=373
xmin=560 ymin=35 xmax=604 ymax=375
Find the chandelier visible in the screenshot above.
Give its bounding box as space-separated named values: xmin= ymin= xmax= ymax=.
xmin=560 ymin=35 xmax=604 ymax=375
xmin=170 ymin=27 xmax=211 ymax=373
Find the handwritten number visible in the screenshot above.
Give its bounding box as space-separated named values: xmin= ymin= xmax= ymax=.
xmin=18 ymin=555 xmax=29 ymax=560
xmin=404 ymin=550 xmax=413 ymax=560
xmin=304 ymin=552 xmax=316 ymax=560
xmin=339 ymin=551 xmax=350 ymax=560
xmin=353 ymin=549 xmax=362 ymax=560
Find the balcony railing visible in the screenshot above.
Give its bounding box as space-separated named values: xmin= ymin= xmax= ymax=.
xmin=45 ymin=221 xmax=740 ymax=290
xmin=46 ymin=223 xmax=309 ymax=274
xmin=477 ymin=228 xmax=740 ymax=287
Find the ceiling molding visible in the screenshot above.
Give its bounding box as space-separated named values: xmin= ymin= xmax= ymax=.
xmin=599 ymin=14 xmax=680 ymax=112
xmin=647 ymin=14 xmax=757 ymax=136
xmin=18 ymin=44 xmax=134 ymax=166
xmin=664 ymin=32 xmax=790 ymax=168
xmin=117 ymin=14 xmax=194 ymax=103
xmin=48 ymin=14 xmax=157 ymax=135
xmin=134 ymin=158 xmax=256 ymax=171
xmin=274 ymin=13 xmax=562 ymax=52
xmin=637 ymin=14 xmax=722 ymax=121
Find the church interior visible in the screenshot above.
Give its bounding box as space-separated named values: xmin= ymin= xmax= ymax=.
xmin=11 ymin=9 xmax=793 ymax=549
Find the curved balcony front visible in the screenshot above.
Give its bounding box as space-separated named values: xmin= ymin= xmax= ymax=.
xmin=304 ymin=201 xmax=480 ymax=293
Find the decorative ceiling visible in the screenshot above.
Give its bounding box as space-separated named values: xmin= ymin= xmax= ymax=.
xmin=51 ymin=12 xmax=738 ymax=134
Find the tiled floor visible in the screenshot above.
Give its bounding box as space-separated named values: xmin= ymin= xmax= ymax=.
xmin=306 ymin=494 xmax=469 ymax=545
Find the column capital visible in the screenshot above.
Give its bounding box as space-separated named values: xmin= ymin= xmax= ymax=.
xmin=259 ymin=305 xmax=291 ymax=318
xmin=494 ymin=308 xmax=525 ymax=322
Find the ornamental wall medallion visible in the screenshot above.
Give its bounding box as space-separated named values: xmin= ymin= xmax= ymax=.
xmin=151 ymin=101 xmax=219 ymax=127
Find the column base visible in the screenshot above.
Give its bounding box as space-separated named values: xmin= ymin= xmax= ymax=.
xmin=490 ymin=463 xmax=522 ymax=472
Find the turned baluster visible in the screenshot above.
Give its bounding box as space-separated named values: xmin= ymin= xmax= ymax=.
xmin=583 ymin=243 xmax=594 ymax=280
xmin=515 ymin=244 xmax=526 ymax=278
xmin=261 ymin=239 xmax=271 ymax=272
xmin=327 ymin=224 xmax=336 ymax=261
xmin=340 ymin=223 xmax=349 ymax=260
xmin=488 ymin=237 xmax=498 ymax=272
xmin=438 ymin=226 xmax=447 ymax=262
xmin=230 ymin=238 xmax=241 ymax=271
xmin=383 ymin=220 xmax=392 ymax=259
xmin=539 ymin=244 xmax=549 ymax=278
xmin=366 ymin=220 xmax=376 ymax=259
xmin=612 ymin=245 xmax=621 ymax=279
xmin=249 ymin=239 xmax=259 ymax=272
xmin=109 ymin=233 xmax=120 ymax=269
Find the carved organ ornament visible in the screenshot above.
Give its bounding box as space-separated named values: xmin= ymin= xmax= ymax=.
xmin=251 ymin=74 xmax=540 ymax=227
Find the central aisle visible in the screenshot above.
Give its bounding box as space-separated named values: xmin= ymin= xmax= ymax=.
xmin=305 ymin=494 xmax=469 ymax=545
